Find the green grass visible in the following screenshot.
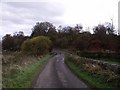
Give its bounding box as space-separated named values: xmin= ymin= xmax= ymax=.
xmin=65 ymin=56 xmax=119 ymax=90
xmin=3 ymin=54 xmax=52 ymax=88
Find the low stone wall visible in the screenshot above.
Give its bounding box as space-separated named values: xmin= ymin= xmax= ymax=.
xmin=70 ymin=54 xmax=120 ymax=74
xmin=68 ymin=54 xmax=120 ymax=86
xmin=85 ymin=58 xmax=120 ymax=74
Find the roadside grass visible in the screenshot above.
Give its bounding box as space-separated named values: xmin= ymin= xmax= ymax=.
xmin=2 ymin=54 xmax=51 ymax=88
xmin=64 ymin=56 xmax=120 ymax=90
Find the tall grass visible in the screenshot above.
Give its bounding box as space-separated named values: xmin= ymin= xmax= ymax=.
xmin=2 ymin=52 xmax=51 ymax=88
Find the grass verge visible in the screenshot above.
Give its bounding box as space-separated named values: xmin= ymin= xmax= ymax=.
xmin=64 ymin=56 xmax=120 ymax=90
xmin=3 ymin=54 xmax=52 ymax=88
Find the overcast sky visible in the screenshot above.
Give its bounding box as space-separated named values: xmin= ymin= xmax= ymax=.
xmin=0 ymin=0 xmax=119 ymax=39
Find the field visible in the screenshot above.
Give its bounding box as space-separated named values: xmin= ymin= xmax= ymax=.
xmin=76 ymin=51 xmax=120 ymax=64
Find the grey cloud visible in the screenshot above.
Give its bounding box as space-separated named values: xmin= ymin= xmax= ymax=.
xmin=1 ymin=2 xmax=64 ymax=38
xmin=4 ymin=2 xmax=64 ymax=17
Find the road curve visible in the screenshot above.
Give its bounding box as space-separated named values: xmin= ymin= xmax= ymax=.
xmin=33 ymin=54 xmax=89 ymax=88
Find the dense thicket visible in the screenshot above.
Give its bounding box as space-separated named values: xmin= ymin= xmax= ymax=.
xmin=2 ymin=31 xmax=29 ymax=51
xmin=2 ymin=21 xmax=120 ymax=53
xmin=21 ymin=36 xmax=51 ymax=55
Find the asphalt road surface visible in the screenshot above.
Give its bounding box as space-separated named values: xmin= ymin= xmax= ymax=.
xmin=33 ymin=53 xmax=89 ymax=88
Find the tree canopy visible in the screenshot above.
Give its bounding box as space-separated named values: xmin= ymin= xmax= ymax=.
xmin=2 ymin=21 xmax=120 ymax=53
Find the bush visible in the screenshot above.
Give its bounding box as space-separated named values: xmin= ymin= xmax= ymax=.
xmin=21 ymin=36 xmax=52 ymax=55
xmin=76 ymin=51 xmax=120 ymax=60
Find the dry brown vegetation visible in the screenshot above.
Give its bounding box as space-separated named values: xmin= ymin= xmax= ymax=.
xmin=2 ymin=51 xmax=51 ymax=88
xmin=68 ymin=55 xmax=120 ymax=87
xmin=2 ymin=51 xmax=39 ymax=78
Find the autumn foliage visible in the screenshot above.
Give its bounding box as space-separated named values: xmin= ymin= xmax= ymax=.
xmin=21 ymin=36 xmax=51 ymax=55
xmin=2 ymin=21 xmax=120 ymax=53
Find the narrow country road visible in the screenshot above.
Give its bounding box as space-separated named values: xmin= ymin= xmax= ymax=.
xmin=33 ymin=53 xmax=89 ymax=88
